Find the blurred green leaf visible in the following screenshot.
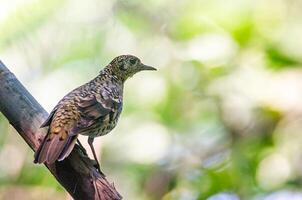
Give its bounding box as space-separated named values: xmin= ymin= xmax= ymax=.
xmin=266 ymin=46 xmax=301 ymax=70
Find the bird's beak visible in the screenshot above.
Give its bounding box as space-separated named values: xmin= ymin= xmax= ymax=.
xmin=139 ymin=63 xmax=157 ymax=71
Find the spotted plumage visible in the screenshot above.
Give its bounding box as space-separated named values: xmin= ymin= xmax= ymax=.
xmin=34 ymin=55 xmax=156 ymax=167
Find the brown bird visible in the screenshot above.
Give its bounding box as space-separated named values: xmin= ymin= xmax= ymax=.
xmin=34 ymin=55 xmax=156 ymax=171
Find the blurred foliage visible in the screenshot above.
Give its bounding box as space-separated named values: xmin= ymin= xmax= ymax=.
xmin=265 ymin=46 xmax=302 ymax=70
xmin=0 ymin=0 xmax=66 ymax=50
xmin=1 ymin=0 xmax=302 ymax=199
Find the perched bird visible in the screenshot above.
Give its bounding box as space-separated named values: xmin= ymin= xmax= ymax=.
xmin=34 ymin=55 xmax=156 ymax=171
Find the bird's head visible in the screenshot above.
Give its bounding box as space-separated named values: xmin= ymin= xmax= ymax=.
xmin=108 ymin=55 xmax=156 ymax=81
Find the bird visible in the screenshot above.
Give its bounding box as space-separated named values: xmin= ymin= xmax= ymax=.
xmin=34 ymin=55 xmax=156 ymax=172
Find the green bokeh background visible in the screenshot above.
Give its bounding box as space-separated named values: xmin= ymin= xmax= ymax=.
xmin=1 ymin=0 xmax=302 ymax=199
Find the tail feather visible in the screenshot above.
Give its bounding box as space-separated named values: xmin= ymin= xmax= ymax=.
xmin=34 ymin=104 xmax=81 ymax=164
xmin=58 ymin=135 xmax=78 ymax=161
xmin=34 ymin=131 xmax=78 ymax=164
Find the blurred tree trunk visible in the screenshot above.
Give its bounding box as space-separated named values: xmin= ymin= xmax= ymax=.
xmin=0 ymin=60 xmax=122 ymax=200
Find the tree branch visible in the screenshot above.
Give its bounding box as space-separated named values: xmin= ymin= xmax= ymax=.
xmin=0 ymin=60 xmax=122 ymax=200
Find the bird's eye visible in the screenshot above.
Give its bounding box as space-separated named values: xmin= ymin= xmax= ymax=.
xmin=129 ymin=58 xmax=137 ymax=65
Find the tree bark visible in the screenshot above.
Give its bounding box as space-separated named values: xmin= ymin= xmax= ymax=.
xmin=0 ymin=60 xmax=122 ymax=200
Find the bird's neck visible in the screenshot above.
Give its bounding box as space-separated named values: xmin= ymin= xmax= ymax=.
xmin=96 ymin=67 xmax=124 ymax=86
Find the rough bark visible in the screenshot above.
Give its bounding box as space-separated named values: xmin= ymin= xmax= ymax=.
xmin=0 ymin=60 xmax=122 ymax=200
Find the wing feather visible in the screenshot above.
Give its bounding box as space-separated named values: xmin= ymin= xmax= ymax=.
xmin=35 ymin=86 xmax=122 ymax=164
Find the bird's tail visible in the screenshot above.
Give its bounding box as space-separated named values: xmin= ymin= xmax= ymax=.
xmin=34 ymin=129 xmax=78 ymax=164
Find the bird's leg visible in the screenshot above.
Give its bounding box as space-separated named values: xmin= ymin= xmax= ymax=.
xmin=76 ymin=139 xmax=87 ymax=155
xmin=88 ymin=137 xmax=104 ymax=176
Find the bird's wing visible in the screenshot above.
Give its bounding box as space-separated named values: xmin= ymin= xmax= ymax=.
xmin=78 ymin=94 xmax=112 ymax=119
xmin=79 ymin=91 xmax=120 ymax=116
xmin=76 ymin=90 xmax=122 ymax=131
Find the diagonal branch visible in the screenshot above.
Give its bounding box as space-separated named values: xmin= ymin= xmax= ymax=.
xmin=0 ymin=60 xmax=122 ymax=200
